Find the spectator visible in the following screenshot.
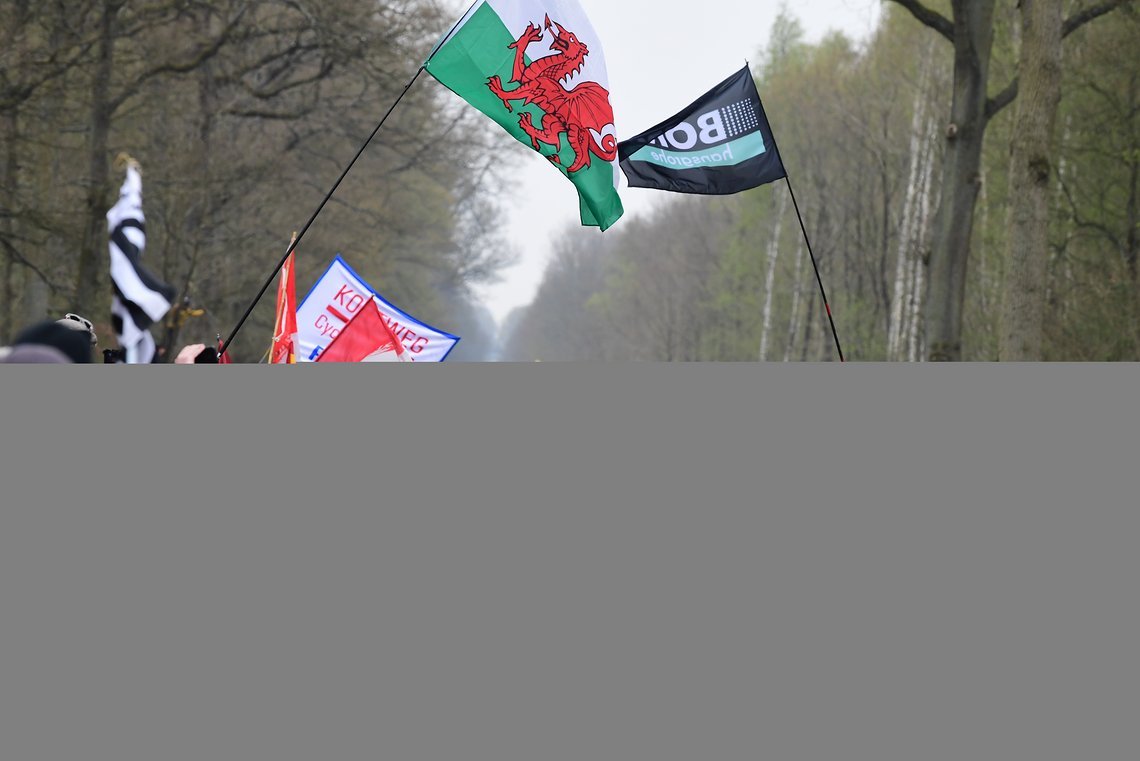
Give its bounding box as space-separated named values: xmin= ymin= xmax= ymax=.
xmin=173 ymin=343 xmax=219 ymax=364
xmin=0 ymin=344 xmax=71 ymax=364
xmin=56 ymin=313 xmax=98 ymax=348
xmin=174 ymin=344 xmax=207 ymax=364
xmin=10 ymin=318 xmax=95 ymax=363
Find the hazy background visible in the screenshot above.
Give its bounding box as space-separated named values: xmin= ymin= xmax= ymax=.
xmin=5 ymin=0 xmax=1135 ymax=362
xmin=466 ymin=0 xmax=884 ymax=325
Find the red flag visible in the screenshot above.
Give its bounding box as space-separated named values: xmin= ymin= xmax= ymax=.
xmin=315 ymin=299 xmax=408 ymax=363
xmin=271 ymin=249 xmax=298 ymax=364
xmin=217 ymin=336 xmax=232 ymax=364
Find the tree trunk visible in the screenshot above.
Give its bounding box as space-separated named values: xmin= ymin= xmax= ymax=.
xmin=800 ymin=294 xmax=815 ymax=362
xmin=889 ymin=62 xmax=932 ymax=360
xmin=1050 ymin=115 xmax=1071 ymax=325
xmin=159 ymin=9 xmax=220 ymax=361
xmin=1 ymin=243 xmax=10 ymax=344
xmin=925 ymin=0 xmax=996 ymax=361
xmin=977 ymin=168 xmax=990 ymax=318
xmin=890 ymin=0 xmax=1130 ymax=359
xmin=25 ymin=272 xmax=48 ymax=322
xmin=783 ymin=237 xmax=805 ymax=362
xmin=907 ymin=114 xmax=938 ymax=362
xmin=759 ymin=188 xmax=789 ymax=360
xmin=907 ymin=248 xmax=927 ymax=362
xmin=74 ymin=1 xmax=117 ymax=322
xmin=1000 ymin=0 xmax=1064 ymax=360
xmin=2 ymin=109 xmax=17 ymax=343
xmin=1128 ymin=137 xmax=1139 ymax=356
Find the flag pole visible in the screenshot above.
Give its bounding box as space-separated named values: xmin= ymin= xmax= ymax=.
xmin=749 ymin=57 xmax=844 ymax=363
xmin=219 ymin=67 xmax=427 ymax=356
xmin=218 ymin=1 xmax=482 ymax=357
xmin=783 ymin=177 xmax=845 ymax=362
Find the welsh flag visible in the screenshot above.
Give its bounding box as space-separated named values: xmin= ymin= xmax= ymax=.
xmin=425 ymin=0 xmax=624 ymax=231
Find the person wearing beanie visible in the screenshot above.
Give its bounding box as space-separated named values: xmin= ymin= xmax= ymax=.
xmin=12 ymin=320 xmax=95 ymax=364
xmin=56 ymin=313 xmax=98 ymax=347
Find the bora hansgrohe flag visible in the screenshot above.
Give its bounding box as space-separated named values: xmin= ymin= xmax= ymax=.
xmin=425 ymin=0 xmax=624 ymax=231
xmin=618 ymin=65 xmax=786 ymax=195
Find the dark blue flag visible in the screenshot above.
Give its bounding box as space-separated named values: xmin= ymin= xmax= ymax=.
xmin=618 ymin=66 xmax=786 ymax=195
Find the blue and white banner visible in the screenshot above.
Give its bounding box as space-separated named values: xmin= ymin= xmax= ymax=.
xmin=295 ymin=256 xmax=460 ymax=363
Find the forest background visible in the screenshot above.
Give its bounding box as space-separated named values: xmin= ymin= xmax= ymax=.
xmin=2 ymin=1 xmax=1136 ymax=361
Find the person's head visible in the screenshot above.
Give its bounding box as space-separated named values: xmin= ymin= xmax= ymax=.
xmin=13 ymin=319 xmax=95 ymax=363
xmin=56 ymin=313 xmax=98 ymax=347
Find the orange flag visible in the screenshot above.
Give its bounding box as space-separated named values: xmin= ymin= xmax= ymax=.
xmin=315 ymin=299 xmax=408 ymax=363
xmin=271 ymin=245 xmax=298 ymax=364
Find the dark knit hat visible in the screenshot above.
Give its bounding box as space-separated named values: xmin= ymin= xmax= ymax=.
xmin=13 ymin=320 xmax=94 ymax=363
xmin=56 ymin=313 xmax=98 ymax=346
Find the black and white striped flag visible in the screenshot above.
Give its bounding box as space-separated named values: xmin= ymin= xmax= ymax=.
xmin=108 ymin=162 xmax=175 ymax=363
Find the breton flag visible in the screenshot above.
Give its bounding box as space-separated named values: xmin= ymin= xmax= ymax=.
xmin=315 ymin=298 xmax=409 ymax=363
xmin=108 ymin=159 xmax=175 ymax=364
xmin=618 ymin=66 xmax=786 ymax=195
xmin=425 ymin=0 xmax=624 ymax=230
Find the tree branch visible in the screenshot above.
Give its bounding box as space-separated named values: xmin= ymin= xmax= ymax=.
xmin=109 ymin=4 xmax=251 ymax=112
xmin=983 ymin=1 xmax=1132 ymax=122
xmin=886 ymin=0 xmax=955 ymax=43
xmin=0 ymin=237 xmax=62 ymax=294
xmin=986 ymin=77 xmax=1019 ymax=121
xmin=1063 ymin=0 xmax=1133 ymax=39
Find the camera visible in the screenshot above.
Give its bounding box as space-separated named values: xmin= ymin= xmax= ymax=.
xmin=103 ymin=348 xmax=127 ymax=364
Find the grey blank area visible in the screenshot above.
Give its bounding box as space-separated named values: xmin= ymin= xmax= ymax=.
xmin=1 ymin=366 xmax=1137 ymax=761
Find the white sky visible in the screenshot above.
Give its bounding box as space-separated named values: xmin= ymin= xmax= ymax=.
xmin=449 ymin=0 xmax=884 ymax=326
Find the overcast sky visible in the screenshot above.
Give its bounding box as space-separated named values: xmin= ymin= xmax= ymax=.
xmin=437 ymin=0 xmax=884 ymax=326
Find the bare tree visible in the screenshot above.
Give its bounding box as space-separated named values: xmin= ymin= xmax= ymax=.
xmin=888 ymin=52 xmax=934 ymax=360
xmin=887 ymin=0 xmax=1131 ymax=360
xmin=758 ymin=187 xmax=789 ymax=360
xmin=999 ymin=0 xmax=1065 ymax=359
xmin=0 ymin=1 xmax=513 ymax=355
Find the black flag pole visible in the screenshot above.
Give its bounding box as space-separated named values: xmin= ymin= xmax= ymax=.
xmin=617 ymin=61 xmax=845 ymax=362
xmin=745 ymin=60 xmax=844 ymax=363
xmin=219 ymin=0 xmax=483 ymax=357
xmin=782 ymin=177 xmax=845 ymax=362
xmin=218 ymin=67 xmax=426 ymax=357
xmin=764 ymin=148 xmax=844 ymax=363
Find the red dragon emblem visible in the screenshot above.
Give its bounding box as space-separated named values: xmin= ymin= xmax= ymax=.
xmin=487 ymin=15 xmax=618 ymax=174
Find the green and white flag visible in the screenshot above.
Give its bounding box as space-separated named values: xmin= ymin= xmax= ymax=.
xmin=425 ymin=0 xmax=624 ymax=231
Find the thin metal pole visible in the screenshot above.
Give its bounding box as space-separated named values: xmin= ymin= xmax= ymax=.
xmin=784 ymin=177 xmax=845 ymax=362
xmin=219 ymin=66 xmax=426 ymax=356
xmin=750 ymin=60 xmax=845 ymax=363
xmin=218 ymin=0 xmax=485 ymax=357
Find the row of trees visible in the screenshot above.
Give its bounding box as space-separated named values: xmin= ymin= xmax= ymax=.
xmin=501 ymin=1 xmax=1138 ymax=361
xmin=1 ymin=0 xmax=510 ymax=360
